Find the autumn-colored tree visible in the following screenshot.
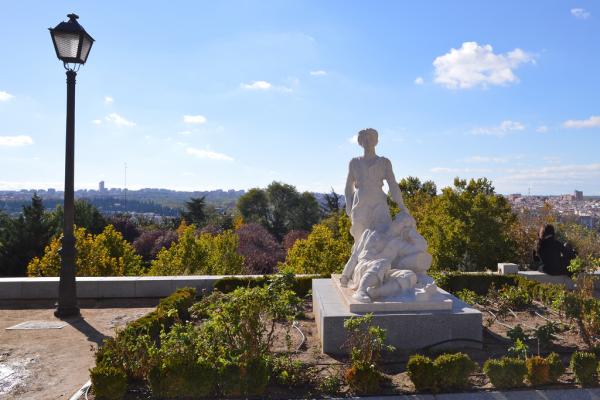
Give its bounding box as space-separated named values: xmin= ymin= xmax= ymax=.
xmin=148 ymin=224 xmax=243 ymax=275
xmin=27 ymin=225 xmax=143 ymax=276
xmin=280 ymin=224 xmax=351 ymax=275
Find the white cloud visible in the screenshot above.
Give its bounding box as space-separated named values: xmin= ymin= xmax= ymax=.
xmin=0 ymin=135 xmax=34 ymax=147
xmin=92 ymin=119 xmax=102 ymax=125
xmin=536 ymin=125 xmax=549 ymax=133
xmin=0 ymin=91 xmax=14 ymax=102
xmin=563 ymin=116 xmax=600 ymax=129
xmin=241 ymin=80 xmax=272 ymax=90
xmin=178 ymin=130 xmax=192 ymax=135
xmin=571 ymin=8 xmax=591 ymax=19
xmin=433 ymin=42 xmax=535 ymax=89
xmin=183 ymin=115 xmax=207 ymax=125
xmin=186 ymin=147 xmax=234 ymax=161
xmin=348 ymin=134 xmax=358 ymax=144
xmin=471 ymin=120 xmax=525 ymax=136
xmin=502 ymin=163 xmax=600 ymax=182
xmin=104 ymin=96 xmax=114 ymax=104
xmin=310 ymin=70 xmax=327 ymax=76
xmin=414 ymin=76 xmax=424 ymax=85
xmin=105 ymin=113 xmax=136 ymax=127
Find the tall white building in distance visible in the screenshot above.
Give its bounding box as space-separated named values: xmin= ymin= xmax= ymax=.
xmin=99 ymin=180 xmax=106 ymax=192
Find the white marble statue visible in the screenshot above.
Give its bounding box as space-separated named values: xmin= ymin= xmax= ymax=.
xmin=340 ymin=128 xmax=436 ymax=303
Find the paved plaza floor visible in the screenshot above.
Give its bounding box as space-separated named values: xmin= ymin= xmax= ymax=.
xmin=0 ymin=299 xmax=155 ymax=399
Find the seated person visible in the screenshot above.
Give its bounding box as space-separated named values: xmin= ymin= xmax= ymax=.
xmin=533 ymin=224 xmax=575 ymax=276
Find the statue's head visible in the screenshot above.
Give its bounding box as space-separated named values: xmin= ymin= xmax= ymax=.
xmin=357 ymin=128 xmax=378 ymax=149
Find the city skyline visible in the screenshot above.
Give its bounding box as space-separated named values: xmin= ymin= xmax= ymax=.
xmin=1 ymin=1 xmax=599 ymax=195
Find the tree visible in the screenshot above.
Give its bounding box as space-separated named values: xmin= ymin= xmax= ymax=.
xmin=417 ymin=177 xmax=518 ymax=271
xmin=237 ymin=188 xmax=270 ymax=227
xmin=280 ymin=224 xmax=352 ymax=275
xmin=1 ymin=194 xmax=55 ymax=276
xmin=148 ymin=225 xmax=243 ymax=275
xmin=106 ymin=214 xmax=141 ymax=243
xmin=399 ymin=176 xmax=437 ymax=198
xmin=27 ymin=225 xmax=143 ymax=276
xmin=236 ymin=223 xmax=284 ymax=274
xmin=50 ymin=199 xmax=107 ymax=234
xmin=181 ymin=196 xmax=208 ymax=227
xmin=237 ymin=182 xmax=322 ymax=240
xmin=322 ymin=188 xmax=344 ymax=216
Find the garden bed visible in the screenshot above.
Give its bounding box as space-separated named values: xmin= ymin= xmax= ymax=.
xmin=88 ymin=273 xmax=600 ymax=399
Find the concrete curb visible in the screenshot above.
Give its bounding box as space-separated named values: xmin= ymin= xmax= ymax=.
xmin=0 ymin=275 xmax=266 ymax=300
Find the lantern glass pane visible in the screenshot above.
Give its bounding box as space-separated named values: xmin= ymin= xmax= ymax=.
xmin=80 ymin=35 xmax=92 ymax=63
xmin=54 ymin=32 xmax=80 ymax=60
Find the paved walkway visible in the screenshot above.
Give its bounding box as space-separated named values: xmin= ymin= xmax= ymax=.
xmin=0 ymin=300 xmax=155 ymax=400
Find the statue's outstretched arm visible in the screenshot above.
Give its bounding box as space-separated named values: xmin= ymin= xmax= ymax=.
xmin=385 ymin=158 xmax=406 ymax=211
xmin=344 ymin=161 xmax=354 ymax=216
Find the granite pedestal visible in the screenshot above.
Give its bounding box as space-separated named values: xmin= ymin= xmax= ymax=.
xmin=313 ymin=278 xmax=482 ymax=354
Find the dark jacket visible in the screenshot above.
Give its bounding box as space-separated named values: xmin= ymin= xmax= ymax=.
xmin=533 ymin=236 xmax=574 ymax=276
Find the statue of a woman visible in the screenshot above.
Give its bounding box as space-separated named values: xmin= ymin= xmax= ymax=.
xmin=344 ymin=128 xmax=407 ymax=242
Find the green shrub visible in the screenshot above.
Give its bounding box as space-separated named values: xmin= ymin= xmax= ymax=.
xmin=344 ymin=364 xmax=380 ymax=394
xmin=213 ymin=273 xmax=324 ymax=297
xmin=570 ymin=351 xmax=597 ymax=386
xmin=432 ymin=272 xmax=518 ymax=295
xmin=90 ymin=365 xmax=127 ymax=400
xmin=407 ymin=354 xmax=437 ymax=392
xmin=343 ymin=314 xmax=391 ymax=393
xmin=526 ymin=356 xmax=550 ymax=386
xmin=147 ymin=323 xmax=216 ymax=398
xmin=533 ymin=322 xmax=559 ymax=348
xmin=546 ymin=352 xmax=565 ymax=383
xmin=499 ymin=285 xmax=532 ymax=309
xmin=240 ymin=357 xmax=270 ymax=397
xmin=318 ymin=373 xmax=342 ymax=395
xmin=508 ymin=338 xmax=529 ymax=360
xmin=433 ymin=353 xmax=476 ymax=391
xmin=271 ymin=355 xmax=313 ymax=387
xmin=483 ymin=357 xmax=526 ymax=389
xmin=456 ymin=288 xmax=482 ymax=305
xmin=507 ymin=325 xmax=527 ymax=343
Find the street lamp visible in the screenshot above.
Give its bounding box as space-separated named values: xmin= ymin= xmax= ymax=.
xmin=49 ymin=13 xmax=94 ymax=318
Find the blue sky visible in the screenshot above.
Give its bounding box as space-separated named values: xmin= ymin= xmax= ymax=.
xmin=1 ymin=1 xmax=599 ymax=195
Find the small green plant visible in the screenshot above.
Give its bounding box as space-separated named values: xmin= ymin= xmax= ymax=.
xmin=318 ymin=372 xmax=342 ymax=395
xmin=407 ymin=354 xmax=437 ymax=392
xmin=508 ymin=338 xmax=529 ymax=359
xmin=507 ymin=325 xmax=527 ymax=343
xmin=90 ymin=365 xmax=127 ymax=400
xmin=271 ymin=355 xmax=313 ymax=387
xmin=546 ymin=352 xmax=565 ymax=383
xmin=526 ymin=356 xmax=550 ymax=386
xmin=533 ymin=321 xmax=559 ymax=349
xmin=570 ymin=351 xmax=597 ymax=386
xmin=343 ymin=314 xmax=392 ymax=393
xmin=483 ymin=357 xmax=526 ymax=389
xmin=499 ymin=285 xmax=532 ymax=309
xmin=433 ymin=353 xmax=476 ymax=391
xmin=456 ymin=288 xmax=482 ymax=305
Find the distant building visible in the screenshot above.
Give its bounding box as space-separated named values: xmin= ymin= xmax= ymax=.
xmin=47 ymin=188 xmax=56 ymax=194
xmin=99 ymin=181 xmax=106 ymax=192
xmin=574 ymin=190 xmax=584 ymax=201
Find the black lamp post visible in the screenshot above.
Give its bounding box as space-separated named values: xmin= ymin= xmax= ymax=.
xmin=49 ymin=14 xmax=94 ymax=318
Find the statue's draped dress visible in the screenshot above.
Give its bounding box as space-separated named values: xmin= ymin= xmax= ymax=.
xmin=348 ymin=156 xmax=393 ymax=242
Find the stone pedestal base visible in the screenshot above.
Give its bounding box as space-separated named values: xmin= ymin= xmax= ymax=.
xmin=313 ymin=278 xmax=482 ymax=354
xmin=332 ymin=274 xmax=453 ymax=313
